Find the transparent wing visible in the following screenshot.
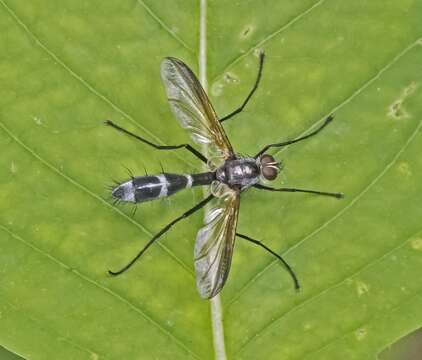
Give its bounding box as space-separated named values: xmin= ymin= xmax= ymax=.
xmin=194 ymin=183 xmax=240 ymax=299
xmin=161 ymin=57 xmax=234 ymax=163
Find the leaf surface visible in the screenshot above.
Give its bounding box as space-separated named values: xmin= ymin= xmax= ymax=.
xmin=0 ymin=1 xmax=422 ymax=359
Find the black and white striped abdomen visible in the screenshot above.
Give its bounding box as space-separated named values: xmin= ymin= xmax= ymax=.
xmin=111 ymin=172 xmax=215 ymax=203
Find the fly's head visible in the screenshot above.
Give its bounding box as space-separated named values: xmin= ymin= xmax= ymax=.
xmin=258 ymin=154 xmax=281 ymax=181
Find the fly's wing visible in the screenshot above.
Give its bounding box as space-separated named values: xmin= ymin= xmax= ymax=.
xmin=161 ymin=57 xmax=234 ymax=164
xmin=194 ymin=184 xmax=240 ymax=299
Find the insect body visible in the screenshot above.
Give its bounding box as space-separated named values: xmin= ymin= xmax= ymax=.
xmin=112 ymin=172 xmax=215 ymax=203
xmin=106 ymin=53 xmax=343 ymax=299
xmin=216 ymin=157 xmax=260 ymax=189
xmin=112 ymin=154 xmax=274 ymax=203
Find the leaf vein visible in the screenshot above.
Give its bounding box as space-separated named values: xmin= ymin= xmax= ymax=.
xmin=301 ymin=290 xmax=422 ymax=360
xmin=0 ymin=120 xmax=194 ymax=276
xmin=228 ymin=37 xmax=422 ymax=307
xmin=0 ymin=0 xmax=196 ymax=169
xmin=211 ymin=0 xmax=324 ymax=82
xmin=137 ymin=0 xmax=194 ymax=53
xmin=0 ymin=223 xmax=200 ymax=359
xmin=235 ymin=227 xmax=422 ymax=356
xmin=2 ymin=296 xmax=105 ymax=359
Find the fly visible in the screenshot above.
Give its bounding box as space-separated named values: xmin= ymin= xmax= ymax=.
xmin=106 ymin=52 xmax=343 ymax=299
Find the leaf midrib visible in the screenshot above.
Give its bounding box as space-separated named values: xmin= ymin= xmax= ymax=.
xmin=2 ymin=1 xmax=421 ymax=359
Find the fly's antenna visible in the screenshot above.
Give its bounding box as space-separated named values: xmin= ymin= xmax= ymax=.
xmin=277 ymin=160 xmax=284 ymax=170
xmin=266 ymin=164 xmax=280 ymax=171
xmin=267 ymin=160 xmax=283 ymax=173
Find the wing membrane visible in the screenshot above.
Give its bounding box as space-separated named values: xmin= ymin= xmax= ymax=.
xmin=161 ymin=57 xmax=234 ymax=162
xmin=194 ymin=184 xmax=240 ymax=299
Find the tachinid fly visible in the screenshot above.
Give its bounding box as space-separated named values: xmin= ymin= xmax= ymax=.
xmin=106 ymin=52 xmax=343 ymax=299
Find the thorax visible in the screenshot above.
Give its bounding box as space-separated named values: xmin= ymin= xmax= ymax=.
xmin=216 ymin=156 xmax=260 ymax=190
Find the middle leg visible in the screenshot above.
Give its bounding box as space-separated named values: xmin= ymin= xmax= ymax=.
xmin=237 ymin=232 xmax=300 ymax=290
xmin=254 ymin=114 xmax=334 ymax=158
xmin=254 ymin=183 xmax=343 ymax=199
xmin=219 ymin=51 xmax=265 ymax=123
xmin=105 ymin=120 xmax=208 ymax=163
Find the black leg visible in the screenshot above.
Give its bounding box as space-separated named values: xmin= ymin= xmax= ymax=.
xmin=108 ymin=194 xmax=214 ymax=275
xmin=255 ymin=114 xmax=334 ymax=158
xmin=237 ymin=233 xmax=300 ymax=291
xmin=219 ymin=51 xmax=265 ymax=123
xmin=105 ymin=120 xmax=208 ymax=163
xmin=254 ymin=183 xmax=344 ymax=199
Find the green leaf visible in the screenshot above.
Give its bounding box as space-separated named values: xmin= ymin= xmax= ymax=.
xmin=378 ymin=328 xmax=422 ymax=360
xmin=1 ymin=1 xmax=422 ymax=359
xmin=0 ymin=346 xmax=24 ymax=360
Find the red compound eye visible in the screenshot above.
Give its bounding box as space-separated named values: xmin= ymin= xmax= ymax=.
xmin=260 ymin=154 xmax=279 ymax=181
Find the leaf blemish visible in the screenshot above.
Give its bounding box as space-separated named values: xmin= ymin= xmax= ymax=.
xmin=240 ymin=25 xmax=254 ymax=39
xmin=388 ymin=81 xmax=418 ymax=119
xmin=33 ymin=116 xmax=43 ymax=125
xmin=356 ymin=280 xmax=370 ymax=296
xmin=410 ymin=237 xmax=422 ymax=251
xmin=211 ymin=81 xmax=224 ymax=97
xmin=396 ymin=161 xmax=412 ymax=177
xmin=211 ymin=73 xmax=239 ymax=96
xmin=303 ymin=322 xmax=312 ymax=331
xmin=355 ymin=327 xmax=367 ymax=341
xmin=10 ymin=161 xmax=17 ymax=174
xmin=224 ymin=72 xmax=239 ymax=84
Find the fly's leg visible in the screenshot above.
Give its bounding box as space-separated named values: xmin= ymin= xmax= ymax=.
xmin=108 ymin=194 xmax=214 ymax=275
xmin=253 ymin=183 xmax=343 ymax=199
xmin=105 ymin=120 xmax=208 ymax=163
xmin=236 ymin=233 xmax=300 ymax=290
xmin=254 ymin=114 xmax=334 ymax=158
xmin=219 ymin=51 xmax=265 ymax=123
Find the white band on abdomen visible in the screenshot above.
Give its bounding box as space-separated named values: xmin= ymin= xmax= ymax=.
xmin=157 ymin=174 xmax=168 ymax=198
xmin=186 ymin=174 xmax=193 ymax=188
